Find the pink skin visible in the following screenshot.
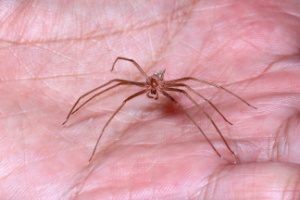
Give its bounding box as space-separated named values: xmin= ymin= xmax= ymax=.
xmin=1 ymin=0 xmax=300 ymax=199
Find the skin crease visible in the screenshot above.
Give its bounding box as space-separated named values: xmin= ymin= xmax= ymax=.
xmin=0 ymin=0 xmax=300 ymax=199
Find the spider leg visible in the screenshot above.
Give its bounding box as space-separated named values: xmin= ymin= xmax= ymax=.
xmin=165 ymin=77 xmax=256 ymax=109
xmin=62 ymin=79 xmax=145 ymax=125
xmin=160 ymin=90 xmax=222 ymax=158
xmin=164 ymin=88 xmax=238 ymax=162
xmin=111 ymin=57 xmax=149 ymax=79
xmin=89 ymin=89 xmax=147 ymax=162
xmin=165 ymin=83 xmax=233 ymax=125
xmin=71 ymin=82 xmax=145 ymax=116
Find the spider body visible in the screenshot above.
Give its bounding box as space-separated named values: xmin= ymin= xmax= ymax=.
xmin=63 ymin=57 xmax=255 ymax=162
xmin=146 ymin=69 xmax=165 ymax=100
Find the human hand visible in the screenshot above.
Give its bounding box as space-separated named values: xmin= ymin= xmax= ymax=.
xmin=1 ymin=1 xmax=300 ymax=199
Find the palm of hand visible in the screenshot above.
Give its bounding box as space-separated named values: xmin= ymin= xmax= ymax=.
xmin=1 ymin=1 xmax=300 ymax=199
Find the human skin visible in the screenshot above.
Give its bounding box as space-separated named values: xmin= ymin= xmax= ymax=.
xmin=1 ymin=0 xmax=300 ymax=199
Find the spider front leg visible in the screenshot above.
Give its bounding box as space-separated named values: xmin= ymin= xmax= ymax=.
xmin=112 ymin=57 xmax=149 ymax=78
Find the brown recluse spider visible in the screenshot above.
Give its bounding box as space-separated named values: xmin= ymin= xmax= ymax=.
xmin=62 ymin=56 xmax=256 ymax=163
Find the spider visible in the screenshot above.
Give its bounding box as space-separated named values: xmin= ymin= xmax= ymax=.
xmin=62 ymin=57 xmax=255 ymax=162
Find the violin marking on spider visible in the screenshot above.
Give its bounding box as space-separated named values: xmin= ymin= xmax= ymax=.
xmin=62 ymin=57 xmax=256 ymax=162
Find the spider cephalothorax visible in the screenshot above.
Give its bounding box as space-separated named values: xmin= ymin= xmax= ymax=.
xmin=63 ymin=57 xmax=255 ymax=162
xmin=146 ymin=69 xmax=166 ymax=100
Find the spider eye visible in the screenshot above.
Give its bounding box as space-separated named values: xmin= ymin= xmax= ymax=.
xmin=151 ymin=89 xmax=157 ymax=95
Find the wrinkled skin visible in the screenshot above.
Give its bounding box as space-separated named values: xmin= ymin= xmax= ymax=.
xmin=1 ymin=1 xmax=300 ymax=199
